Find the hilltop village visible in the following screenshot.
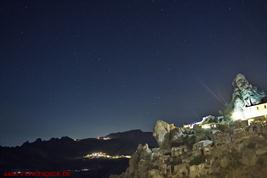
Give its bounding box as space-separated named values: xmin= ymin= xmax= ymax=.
xmin=111 ymin=74 xmax=267 ymax=178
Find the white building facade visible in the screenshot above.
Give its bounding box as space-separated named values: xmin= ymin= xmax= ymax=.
xmin=232 ymin=102 xmax=267 ymax=121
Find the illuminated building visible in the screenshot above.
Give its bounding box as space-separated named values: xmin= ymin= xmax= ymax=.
xmin=96 ymin=137 xmax=112 ymax=140
xmin=232 ymin=102 xmax=267 ymax=121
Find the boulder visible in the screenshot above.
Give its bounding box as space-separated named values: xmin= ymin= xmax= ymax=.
xmin=153 ymin=120 xmax=176 ymax=148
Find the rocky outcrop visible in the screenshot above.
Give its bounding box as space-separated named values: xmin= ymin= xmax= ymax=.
xmin=232 ymin=74 xmax=265 ymax=106
xmin=111 ymin=118 xmax=267 ymax=178
xmin=153 ymin=120 xmax=176 ymax=148
xmin=224 ymin=73 xmax=266 ymax=118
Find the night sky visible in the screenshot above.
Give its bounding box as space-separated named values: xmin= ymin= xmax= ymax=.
xmin=1 ymin=0 xmax=267 ymax=146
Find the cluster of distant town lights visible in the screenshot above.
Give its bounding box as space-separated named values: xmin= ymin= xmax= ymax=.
xmin=82 ymin=136 xmax=131 ymax=159
xmin=84 ymin=152 xmax=131 ymax=159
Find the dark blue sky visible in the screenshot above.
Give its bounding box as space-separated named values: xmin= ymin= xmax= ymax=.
xmin=1 ymin=0 xmax=267 ymax=146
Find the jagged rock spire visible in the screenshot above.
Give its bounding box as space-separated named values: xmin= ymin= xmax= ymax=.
xmin=229 ymin=73 xmax=266 ymax=118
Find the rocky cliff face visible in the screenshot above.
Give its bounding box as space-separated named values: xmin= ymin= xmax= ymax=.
xmin=111 ymin=74 xmax=267 ymax=178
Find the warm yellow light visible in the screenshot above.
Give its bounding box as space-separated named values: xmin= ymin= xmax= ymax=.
xmin=231 ymin=111 xmax=244 ymax=121
xmin=83 ymin=152 xmax=131 ymax=159
xmin=96 ymin=137 xmax=112 ymax=140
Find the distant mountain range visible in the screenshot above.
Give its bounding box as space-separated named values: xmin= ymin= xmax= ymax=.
xmin=0 ymin=129 xmax=157 ymax=175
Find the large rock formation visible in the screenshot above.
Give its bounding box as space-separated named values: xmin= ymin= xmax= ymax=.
xmin=153 ymin=120 xmax=176 ymax=148
xmin=111 ymin=74 xmax=267 ymax=178
xmin=232 ymin=74 xmax=265 ymax=106
xmin=224 ymin=73 xmax=266 ymax=119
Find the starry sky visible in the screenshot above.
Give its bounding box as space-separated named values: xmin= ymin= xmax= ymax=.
xmin=1 ymin=0 xmax=267 ymax=146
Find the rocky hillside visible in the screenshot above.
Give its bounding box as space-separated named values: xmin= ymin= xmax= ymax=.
xmin=111 ymin=118 xmax=267 ymax=178
xmin=111 ymin=74 xmax=267 ymax=178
